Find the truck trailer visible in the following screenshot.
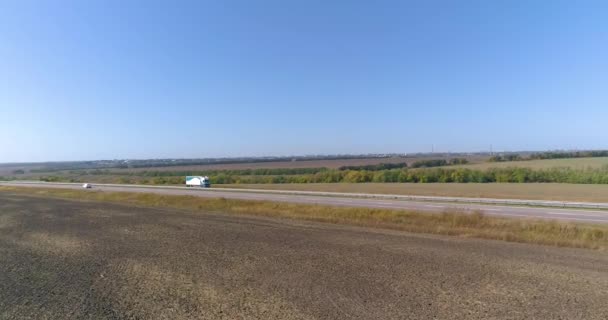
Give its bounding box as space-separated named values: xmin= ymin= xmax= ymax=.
xmin=185 ymin=176 xmax=211 ymax=188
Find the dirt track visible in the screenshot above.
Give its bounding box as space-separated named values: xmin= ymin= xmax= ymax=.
xmin=1 ymin=192 xmax=607 ymax=319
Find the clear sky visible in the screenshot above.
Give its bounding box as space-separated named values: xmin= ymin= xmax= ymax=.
xmin=1 ymin=0 xmax=607 ymax=162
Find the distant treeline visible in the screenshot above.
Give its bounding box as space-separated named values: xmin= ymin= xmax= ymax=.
xmin=339 ymin=159 xmax=468 ymax=170
xmin=488 ymin=154 xmax=523 ymax=162
xmin=31 ymin=155 xmax=400 ymax=172
xmin=339 ymin=162 xmax=408 ymax=171
xmin=489 ymin=150 xmax=608 ymax=162
xmin=529 ymin=150 xmax=608 ymax=160
xmin=410 ymin=158 xmax=468 ymax=168
xmin=39 ymin=165 xmax=608 ymax=185
xmin=122 ymin=155 xmax=403 ymax=169
xmin=29 ymin=161 xmax=108 ymax=173
xmin=74 ymin=167 xmax=329 ymax=177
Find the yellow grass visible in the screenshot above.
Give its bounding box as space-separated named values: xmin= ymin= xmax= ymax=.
xmin=1 ymin=186 xmax=607 ymax=250
xmin=218 ymin=183 xmax=608 ymax=203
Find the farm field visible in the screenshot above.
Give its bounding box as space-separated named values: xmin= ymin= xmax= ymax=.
xmin=7 ymin=157 xmax=608 ymax=188
xmin=2 ymin=155 xmax=487 ymax=176
xmin=112 ymin=156 xmax=415 ymax=172
xmin=454 ymin=157 xmax=608 ymax=170
xmin=1 ymin=192 xmax=607 ymax=319
xmin=0 ymin=164 xmax=44 ymax=176
xmin=1 ymin=157 xmax=413 ymax=175
xmin=219 ymin=183 xmax=608 ymax=203
xmin=15 ymin=157 xmax=608 ymax=177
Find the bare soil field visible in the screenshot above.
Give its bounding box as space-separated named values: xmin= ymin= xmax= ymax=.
xmin=1 ymin=192 xmax=607 ymax=319
xmin=219 ymin=182 xmax=608 ymax=203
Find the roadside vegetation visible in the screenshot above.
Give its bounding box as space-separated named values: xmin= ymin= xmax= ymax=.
xmin=1 ymin=186 xmax=607 ymax=250
xmin=5 ymin=153 xmax=608 ymax=187
xmin=35 ymin=163 xmax=608 ymax=185
xmin=219 ymin=183 xmax=608 ymax=203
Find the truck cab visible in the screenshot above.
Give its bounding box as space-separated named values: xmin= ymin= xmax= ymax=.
xmin=185 ymin=176 xmax=211 ymax=188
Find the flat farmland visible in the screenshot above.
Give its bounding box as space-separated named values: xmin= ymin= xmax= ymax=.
xmin=219 ymin=183 xmax=608 ymax=203
xmin=24 ymin=157 xmax=608 ymax=177
xmin=106 ymin=155 xmax=487 ymax=173
xmin=0 ymin=164 xmax=44 ymax=176
xmin=7 ymin=157 xmax=413 ymax=177
xmin=1 ymin=192 xmax=607 ymax=319
xmin=110 ymin=157 xmax=409 ymax=172
xmin=454 ymin=157 xmax=608 ymax=170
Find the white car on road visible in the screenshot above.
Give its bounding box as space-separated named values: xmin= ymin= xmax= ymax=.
xmin=82 ymin=183 xmax=92 ymax=189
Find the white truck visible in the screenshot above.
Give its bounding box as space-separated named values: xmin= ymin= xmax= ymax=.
xmin=185 ymin=176 xmax=211 ymax=188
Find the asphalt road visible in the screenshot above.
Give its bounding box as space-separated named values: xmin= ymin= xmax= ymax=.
xmin=3 ymin=181 xmax=608 ymax=223
xmin=1 ymin=194 xmax=607 ymax=319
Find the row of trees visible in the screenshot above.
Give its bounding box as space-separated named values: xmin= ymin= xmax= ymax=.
xmin=488 ymin=154 xmax=522 ymax=162
xmin=488 ymin=150 xmax=608 ymax=163
xmin=410 ymin=158 xmax=468 ymax=168
xmin=529 ymin=150 xmax=608 ymax=160
xmin=338 ymin=162 xmax=408 ymax=171
xmin=120 ymin=155 xmax=394 ymax=169
xmin=204 ymin=166 xmax=608 ymax=184
xmin=74 ymin=167 xmax=329 ymax=177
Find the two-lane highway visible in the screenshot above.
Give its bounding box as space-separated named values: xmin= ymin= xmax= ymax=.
xmin=2 ymin=181 xmax=608 ymax=223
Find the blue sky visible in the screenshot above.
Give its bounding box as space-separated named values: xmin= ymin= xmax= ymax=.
xmin=1 ymin=0 xmax=607 ymax=162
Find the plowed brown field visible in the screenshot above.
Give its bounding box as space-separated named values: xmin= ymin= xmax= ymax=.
xmin=1 ymin=193 xmax=607 ymax=319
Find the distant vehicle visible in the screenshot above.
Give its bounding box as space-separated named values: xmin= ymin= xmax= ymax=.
xmin=82 ymin=183 xmax=92 ymax=189
xmin=185 ymin=176 xmax=211 ymax=188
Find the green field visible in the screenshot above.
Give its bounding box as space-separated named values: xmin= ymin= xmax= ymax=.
xmin=454 ymin=157 xmax=608 ymax=170
xmin=218 ymin=183 xmax=608 ymax=203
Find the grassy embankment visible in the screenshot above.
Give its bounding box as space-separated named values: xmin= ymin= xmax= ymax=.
xmin=1 ymin=186 xmax=607 ymax=250
xmin=218 ymin=183 xmax=608 ymax=203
